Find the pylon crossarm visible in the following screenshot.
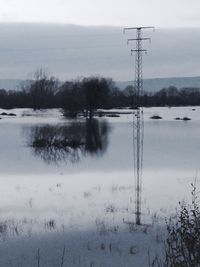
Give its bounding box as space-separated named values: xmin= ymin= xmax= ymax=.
xmin=124 ymin=26 xmax=155 ymax=32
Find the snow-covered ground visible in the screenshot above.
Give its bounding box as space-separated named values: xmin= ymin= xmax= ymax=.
xmin=0 ymin=172 xmax=166 ymax=267
xmin=0 ymin=107 xmax=199 ymax=266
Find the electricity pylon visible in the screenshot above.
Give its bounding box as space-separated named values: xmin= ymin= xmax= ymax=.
xmin=124 ymin=26 xmax=154 ymax=225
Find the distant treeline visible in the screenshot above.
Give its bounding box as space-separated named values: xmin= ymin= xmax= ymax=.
xmin=0 ymin=70 xmax=200 ymax=117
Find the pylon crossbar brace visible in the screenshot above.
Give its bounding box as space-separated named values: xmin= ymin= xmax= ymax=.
xmin=131 ymin=49 xmax=147 ymax=52
xmin=124 ymin=26 xmax=155 ymax=31
xmin=128 ymin=38 xmax=151 ymax=41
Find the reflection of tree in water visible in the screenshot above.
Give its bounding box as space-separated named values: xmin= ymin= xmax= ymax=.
xmin=28 ymin=119 xmax=110 ymax=164
xmin=85 ymin=119 xmax=109 ymax=156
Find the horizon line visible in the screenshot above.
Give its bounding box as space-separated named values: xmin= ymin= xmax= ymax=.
xmin=0 ymin=22 xmax=199 ymax=30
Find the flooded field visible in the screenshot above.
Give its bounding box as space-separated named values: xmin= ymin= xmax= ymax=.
xmin=0 ymin=106 xmax=199 ymax=266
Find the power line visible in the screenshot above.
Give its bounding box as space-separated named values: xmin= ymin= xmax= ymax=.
xmin=0 ymin=44 xmax=123 ymax=52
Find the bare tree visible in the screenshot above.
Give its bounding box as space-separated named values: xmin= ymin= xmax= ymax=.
xmin=27 ymin=68 xmax=59 ymax=110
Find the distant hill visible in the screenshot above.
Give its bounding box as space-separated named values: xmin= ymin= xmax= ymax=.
xmin=0 ymin=79 xmax=24 ymax=90
xmin=116 ymin=76 xmax=200 ymax=92
xmin=0 ymin=76 xmax=200 ymax=92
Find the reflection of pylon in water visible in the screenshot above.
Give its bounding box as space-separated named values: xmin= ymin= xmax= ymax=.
xmin=124 ymin=26 xmax=154 ymax=225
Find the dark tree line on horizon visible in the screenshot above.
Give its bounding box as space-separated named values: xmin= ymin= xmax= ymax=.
xmin=0 ymin=70 xmax=200 ymax=116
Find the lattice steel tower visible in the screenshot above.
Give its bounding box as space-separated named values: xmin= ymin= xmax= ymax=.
xmin=124 ymin=26 xmax=154 ymax=225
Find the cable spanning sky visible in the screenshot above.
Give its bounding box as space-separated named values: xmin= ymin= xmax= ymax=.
xmin=0 ymin=0 xmax=200 ymax=28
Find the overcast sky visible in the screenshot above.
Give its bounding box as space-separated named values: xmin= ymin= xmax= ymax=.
xmin=0 ymin=24 xmax=198 ymax=81
xmin=0 ymin=0 xmax=200 ymax=28
xmin=0 ymin=2 xmax=199 ymax=81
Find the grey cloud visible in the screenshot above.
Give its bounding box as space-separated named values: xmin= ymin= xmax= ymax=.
xmin=0 ymin=24 xmax=199 ymax=81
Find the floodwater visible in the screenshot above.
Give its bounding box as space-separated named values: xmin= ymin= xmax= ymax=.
xmin=0 ymin=106 xmax=199 ymax=266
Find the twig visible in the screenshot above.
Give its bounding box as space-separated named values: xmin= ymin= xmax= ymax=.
xmin=37 ymin=248 xmax=40 ymax=267
xmin=60 ymin=245 xmax=66 ymax=267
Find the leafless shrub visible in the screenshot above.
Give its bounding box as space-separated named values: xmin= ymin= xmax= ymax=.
xmin=0 ymin=221 xmax=8 ymax=239
xmin=127 ymin=222 xmax=136 ymax=233
xmin=150 ymin=182 xmax=200 ymax=267
xmin=83 ymin=191 xmax=92 ymax=198
xmin=95 ymin=219 xmax=109 ymax=236
xmin=93 ymin=185 xmax=101 ymax=192
xmin=105 ymin=204 xmax=117 ymax=213
xmin=45 ymin=219 xmax=56 ymax=230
